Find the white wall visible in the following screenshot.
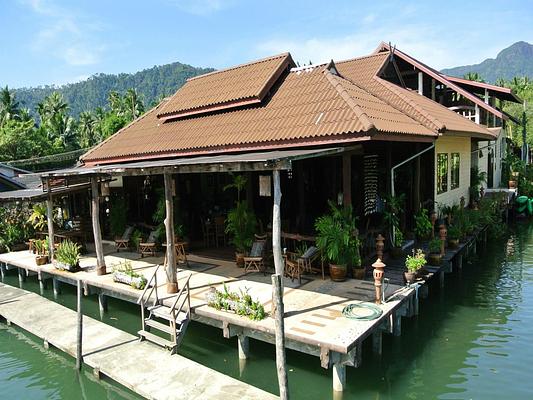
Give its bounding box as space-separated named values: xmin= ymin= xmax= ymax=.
xmin=435 ymin=136 xmax=471 ymax=207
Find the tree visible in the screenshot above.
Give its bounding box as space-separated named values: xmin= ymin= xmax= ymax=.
xmin=78 ymin=111 xmax=98 ymax=148
xmin=124 ymin=88 xmax=144 ymax=121
xmin=0 ymin=119 xmax=50 ymax=161
xmin=0 ymin=86 xmax=20 ymax=126
xmin=463 ymin=72 xmax=485 ymax=83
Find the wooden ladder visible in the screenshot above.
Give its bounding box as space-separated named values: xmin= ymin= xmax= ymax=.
xmin=137 ymin=265 xmax=192 ymax=354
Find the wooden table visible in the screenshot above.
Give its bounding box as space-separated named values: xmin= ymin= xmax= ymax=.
xmin=163 ymin=242 xmax=189 ymax=267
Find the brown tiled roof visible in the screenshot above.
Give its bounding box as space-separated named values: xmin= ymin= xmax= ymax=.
xmin=336 ymin=53 xmax=495 ymax=139
xmin=82 ymin=49 xmax=495 ymax=165
xmin=157 ymin=53 xmax=294 ymax=119
xmin=82 ymin=62 xmax=436 ymax=164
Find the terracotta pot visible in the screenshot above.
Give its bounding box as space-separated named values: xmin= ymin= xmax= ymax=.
xmin=391 ymin=246 xmax=404 ymax=259
xmin=329 ymin=263 xmax=347 ymax=282
xmin=235 ymin=252 xmax=245 ymax=268
xmin=352 ymin=267 xmax=365 ymax=280
xmin=448 ymin=239 xmax=459 ymax=249
xmin=509 ymin=180 xmax=517 ymax=189
xmin=35 ymin=255 xmax=48 ymax=266
xmin=427 ymin=253 xmax=442 ymax=266
xmin=404 ymin=271 xmax=417 ymax=285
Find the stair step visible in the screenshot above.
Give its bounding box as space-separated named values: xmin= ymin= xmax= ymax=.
xmin=148 ymin=305 xmax=188 ymax=323
xmin=145 ymin=318 xmax=175 ymax=334
xmin=138 ymin=330 xmax=175 ymax=349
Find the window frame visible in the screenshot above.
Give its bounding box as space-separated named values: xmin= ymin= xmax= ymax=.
xmin=437 ymin=152 xmax=449 ymax=194
xmin=450 ymin=152 xmax=460 ymax=190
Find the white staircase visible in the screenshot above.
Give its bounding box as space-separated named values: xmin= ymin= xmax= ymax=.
xmin=137 ymin=265 xmax=191 ymax=354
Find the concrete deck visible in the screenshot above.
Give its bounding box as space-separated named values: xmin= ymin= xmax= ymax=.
xmin=0 ymin=282 xmax=277 ymax=400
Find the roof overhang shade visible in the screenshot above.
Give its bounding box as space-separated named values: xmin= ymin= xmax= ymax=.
xmin=41 ymin=148 xmax=346 ymax=183
xmin=0 ymin=183 xmax=91 ymax=203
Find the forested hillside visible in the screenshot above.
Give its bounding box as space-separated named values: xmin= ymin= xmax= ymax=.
xmin=10 ymin=62 xmax=214 ymax=117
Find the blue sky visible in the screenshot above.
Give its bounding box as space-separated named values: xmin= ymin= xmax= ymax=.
xmin=1 ymin=0 xmax=532 ymax=88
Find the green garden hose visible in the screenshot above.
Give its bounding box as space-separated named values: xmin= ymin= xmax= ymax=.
xmin=342 ymin=302 xmax=383 ymax=321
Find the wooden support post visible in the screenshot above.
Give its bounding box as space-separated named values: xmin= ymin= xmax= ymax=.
xmin=164 ymin=172 xmax=178 ymax=294
xmin=372 ymin=331 xmax=383 ymax=355
xmin=439 ymin=270 xmax=445 ymax=288
xmin=418 ymin=71 xmax=424 ymax=95
xmin=76 ymin=279 xmax=83 ymax=370
xmin=46 ymin=179 xmax=55 ymax=260
xmin=414 ymin=144 xmax=421 ymax=212
xmin=39 ymin=278 xmax=46 ymax=293
xmin=53 ymin=278 xmax=61 ymax=296
xmin=393 ymin=313 xmax=402 ymax=336
xmin=272 ymin=169 xmax=283 ymax=277
xmin=272 ymin=274 xmax=289 ymax=400
xmin=43 ymin=339 xmax=50 ymax=350
xmin=98 ymin=293 xmax=108 ymax=313
xmin=456 ymin=254 xmax=463 ymax=271
xmin=18 ymin=268 xmax=25 ymax=285
xmin=237 ymin=334 xmax=249 ymax=360
xmin=342 ymin=154 xmax=351 ymax=207
xmin=332 ymin=362 xmax=346 ymax=392
xmin=1 ymin=263 xmax=5 ymax=281
xmin=413 ymin=293 xmax=419 ymax=316
xmin=90 ymin=177 xmax=106 ymax=276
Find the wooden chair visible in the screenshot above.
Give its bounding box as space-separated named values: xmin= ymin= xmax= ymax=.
xmin=214 ymin=216 xmax=226 ymax=247
xmin=139 ymin=230 xmax=159 ymax=258
xmin=115 ymin=225 xmax=134 ymax=252
xmin=284 ymin=246 xmax=323 ymax=283
xmin=243 ymin=235 xmax=267 ymax=275
xmin=201 ymin=218 xmax=215 ymax=247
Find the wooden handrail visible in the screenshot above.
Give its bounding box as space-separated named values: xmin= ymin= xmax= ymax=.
xmin=137 ymin=264 xmax=161 ymax=304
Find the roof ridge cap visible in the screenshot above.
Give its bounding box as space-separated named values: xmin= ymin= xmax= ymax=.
xmin=187 ymin=52 xmax=291 ymax=82
xmin=376 ymin=77 xmax=446 ymax=132
xmin=323 ymin=69 xmax=375 ymax=131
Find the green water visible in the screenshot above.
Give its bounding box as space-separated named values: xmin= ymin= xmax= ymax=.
xmin=1 ymin=222 xmax=532 ymax=399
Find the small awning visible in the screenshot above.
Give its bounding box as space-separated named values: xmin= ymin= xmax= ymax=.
xmin=0 ymin=183 xmax=91 ymax=203
xmin=40 ymin=148 xmax=345 ymax=180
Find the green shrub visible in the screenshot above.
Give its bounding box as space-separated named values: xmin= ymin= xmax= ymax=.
xmin=414 ymin=208 xmax=432 ymax=240
xmin=405 ymin=249 xmax=426 ymax=272
xmin=207 ymin=284 xmax=266 ymax=321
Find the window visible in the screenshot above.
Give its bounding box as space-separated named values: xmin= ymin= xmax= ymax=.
xmin=451 ymin=153 xmax=460 ymax=189
xmin=437 ymin=153 xmax=448 ymax=194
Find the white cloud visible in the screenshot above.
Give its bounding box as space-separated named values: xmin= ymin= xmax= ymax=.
xmin=254 ymin=24 xmax=494 ymax=71
xmin=21 ymin=0 xmax=104 ymax=66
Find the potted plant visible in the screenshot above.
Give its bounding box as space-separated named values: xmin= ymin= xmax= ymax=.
xmin=55 ymin=240 xmax=81 ymax=272
xmin=414 ymin=208 xmax=433 ymax=242
xmin=391 ymin=229 xmax=404 ymax=259
xmin=225 ymin=201 xmax=257 ymax=267
xmin=427 ymin=238 xmax=442 ymax=266
xmin=447 ymin=225 xmax=460 ymax=249
xmin=404 ymin=249 xmax=426 ymax=284
xmin=34 ymin=238 xmax=49 ymax=265
xmin=315 ymin=201 xmax=359 ymax=282
xmin=352 ymin=234 xmax=364 ymax=279
xmin=112 ymin=260 xmax=147 ymax=290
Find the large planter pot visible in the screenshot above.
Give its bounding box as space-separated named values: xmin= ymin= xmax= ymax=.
xmin=404 ymin=271 xmax=417 ymax=285
xmin=509 ymin=180 xmax=517 ymax=189
xmin=329 ymin=263 xmax=347 ymax=282
xmin=427 ymin=253 xmax=442 ymax=266
xmin=448 ymin=239 xmax=459 ymax=249
xmin=35 ymin=255 xmax=49 ymax=266
xmin=235 ymin=252 xmax=245 ymax=268
xmin=391 ymin=246 xmax=404 ymax=259
xmin=55 ymin=261 xmax=80 ymax=272
xmin=113 ymin=271 xmax=147 ymax=290
xmin=352 ymin=267 xmax=365 ymax=280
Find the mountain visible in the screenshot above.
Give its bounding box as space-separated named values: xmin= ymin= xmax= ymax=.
xmin=441 ymin=41 xmax=533 ymax=83
xmin=8 ymin=62 xmax=214 ymax=117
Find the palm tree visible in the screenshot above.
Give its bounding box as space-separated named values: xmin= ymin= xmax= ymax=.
xmin=0 ymin=86 xmax=20 ymax=125
xmin=464 ymin=72 xmax=485 ymax=83
xmin=124 ymin=88 xmax=144 ymax=121
xmin=108 ymin=91 xmax=124 ymax=116
xmin=78 ymin=111 xmax=98 ymax=148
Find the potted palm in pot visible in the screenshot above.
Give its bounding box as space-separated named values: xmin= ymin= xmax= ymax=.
xmin=447 ymin=225 xmax=460 ymax=249
xmin=427 ymin=238 xmax=442 ymax=266
xmin=55 ymin=240 xmax=81 ymax=272
xmin=315 ymin=201 xmax=359 ymax=282
xmin=34 ymin=238 xmax=50 ymax=266
xmin=404 ymin=249 xmax=426 ymax=284
xmin=225 ymin=201 xmax=257 ymax=267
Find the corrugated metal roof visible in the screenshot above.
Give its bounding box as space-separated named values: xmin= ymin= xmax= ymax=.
xmin=157 ymin=53 xmax=294 ymax=119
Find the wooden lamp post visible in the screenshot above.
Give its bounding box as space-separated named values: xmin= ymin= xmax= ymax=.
xmin=375 ymin=234 xmax=385 ymax=261
xmin=430 ymin=211 xmax=438 ymax=238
